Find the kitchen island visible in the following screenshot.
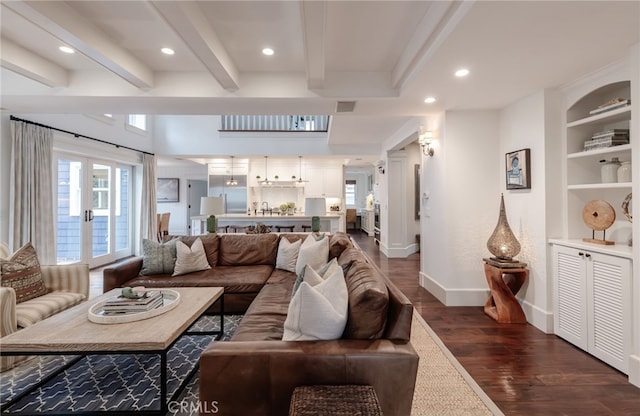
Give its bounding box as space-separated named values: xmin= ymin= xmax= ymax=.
xmin=191 ymin=213 xmax=344 ymax=235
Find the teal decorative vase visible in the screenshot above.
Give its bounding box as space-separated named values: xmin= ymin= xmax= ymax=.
xmin=311 ymin=216 xmax=320 ymax=232
xmin=206 ymin=215 xmax=218 ymax=233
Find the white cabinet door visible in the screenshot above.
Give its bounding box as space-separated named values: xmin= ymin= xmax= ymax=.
xmin=553 ymin=244 xmax=632 ymax=374
xmin=322 ymin=167 xmax=343 ymax=197
xmin=588 ymin=251 xmax=631 ymax=373
xmin=305 ymin=166 xmax=343 ymax=198
xmin=554 ymin=245 xmax=588 ymax=351
xmin=304 ymin=167 xmax=325 ymax=197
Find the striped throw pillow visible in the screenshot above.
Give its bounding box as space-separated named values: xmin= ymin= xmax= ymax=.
xmin=1 ymin=243 xmax=49 ymax=303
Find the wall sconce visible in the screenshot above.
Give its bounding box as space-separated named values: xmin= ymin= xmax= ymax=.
xmin=419 ymin=130 xmax=435 ymax=157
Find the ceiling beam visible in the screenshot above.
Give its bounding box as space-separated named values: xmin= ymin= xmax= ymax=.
xmin=3 ymin=0 xmax=154 ymax=89
xmin=391 ymin=0 xmax=474 ymax=91
xmin=300 ymin=0 xmax=326 ymax=90
xmin=151 ymin=1 xmax=240 ymax=91
xmin=0 ymin=37 xmax=68 ymax=87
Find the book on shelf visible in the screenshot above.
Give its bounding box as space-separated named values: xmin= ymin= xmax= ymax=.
xmin=584 ymin=138 xmax=629 ymax=151
xmin=588 ymin=98 xmax=630 ymax=115
xmin=591 ymin=129 xmax=629 ymax=139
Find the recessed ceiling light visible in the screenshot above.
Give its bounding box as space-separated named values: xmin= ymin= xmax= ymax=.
xmin=455 ymin=68 xmax=470 ymax=77
xmin=59 ymin=46 xmax=75 ymax=54
xmin=161 ymin=47 xmax=175 ymax=55
xmin=424 ymin=97 xmax=436 ymax=104
xmin=262 ymin=47 xmax=274 ymax=56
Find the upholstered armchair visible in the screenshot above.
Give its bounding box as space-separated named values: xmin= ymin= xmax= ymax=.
xmin=1 ymin=259 xmax=90 ymax=371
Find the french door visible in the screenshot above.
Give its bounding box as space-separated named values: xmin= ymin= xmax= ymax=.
xmin=55 ymin=154 xmax=133 ymax=268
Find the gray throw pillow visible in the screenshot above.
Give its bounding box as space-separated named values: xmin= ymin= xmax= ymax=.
xmin=140 ymin=238 xmax=177 ymax=275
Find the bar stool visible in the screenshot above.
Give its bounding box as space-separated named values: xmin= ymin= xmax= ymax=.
xmin=301 ymin=225 xmax=312 ymax=232
xmin=217 ymin=225 xmax=229 ymax=233
xmin=275 ymin=225 xmax=295 ymax=232
xmin=228 ymin=225 xmax=244 ymax=233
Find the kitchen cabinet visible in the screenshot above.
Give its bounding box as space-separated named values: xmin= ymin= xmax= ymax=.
xmin=552 ymin=243 xmax=632 ymax=373
xmin=361 ymin=209 xmax=374 ymax=236
xmin=305 ymin=166 xmax=343 ymax=198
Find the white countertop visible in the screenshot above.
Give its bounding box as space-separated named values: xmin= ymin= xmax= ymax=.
xmin=192 ymin=213 xmax=342 ymax=220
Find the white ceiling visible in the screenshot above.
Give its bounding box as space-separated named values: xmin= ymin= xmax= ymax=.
xmin=1 ymin=1 xmax=639 ymax=159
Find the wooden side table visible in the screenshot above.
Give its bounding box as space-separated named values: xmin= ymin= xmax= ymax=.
xmin=483 ymin=260 xmax=528 ymax=323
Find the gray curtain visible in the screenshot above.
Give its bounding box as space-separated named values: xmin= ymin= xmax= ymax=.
xmin=141 ymin=153 xmax=157 ymax=242
xmin=9 ymin=120 xmax=55 ymax=263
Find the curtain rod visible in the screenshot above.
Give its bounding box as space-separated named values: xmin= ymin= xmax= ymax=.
xmin=9 ymin=115 xmax=155 ymax=156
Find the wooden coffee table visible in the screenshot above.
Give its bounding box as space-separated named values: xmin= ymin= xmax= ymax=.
xmin=0 ymin=287 xmax=224 ymax=415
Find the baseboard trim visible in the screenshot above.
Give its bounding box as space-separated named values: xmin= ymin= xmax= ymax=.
xmin=385 ymin=243 xmax=419 ymax=258
xmin=419 ymin=272 xmax=489 ymax=306
xmin=629 ymin=355 xmax=640 ymax=388
xmin=420 ymin=272 xmax=555 ymax=331
xmin=520 ymin=300 xmax=554 ymax=333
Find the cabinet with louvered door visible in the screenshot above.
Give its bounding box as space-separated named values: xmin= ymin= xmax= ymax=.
xmin=552 ymin=243 xmax=632 ymax=374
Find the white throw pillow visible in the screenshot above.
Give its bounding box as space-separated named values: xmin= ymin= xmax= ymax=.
xmin=275 ymin=238 xmax=302 ymax=272
xmin=283 ymin=258 xmax=348 ymax=341
xmin=294 ymin=234 xmax=329 ymax=276
xmin=172 ymin=238 xmax=211 ymax=276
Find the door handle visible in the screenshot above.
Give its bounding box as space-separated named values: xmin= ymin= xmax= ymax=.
xmin=88 ymin=210 xmax=94 ymax=221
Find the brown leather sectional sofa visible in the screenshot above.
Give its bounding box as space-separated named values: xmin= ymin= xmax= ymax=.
xmin=103 ymin=232 xmax=418 ymax=416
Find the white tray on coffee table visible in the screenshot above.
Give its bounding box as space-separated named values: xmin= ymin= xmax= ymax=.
xmin=88 ymin=289 xmax=180 ymax=324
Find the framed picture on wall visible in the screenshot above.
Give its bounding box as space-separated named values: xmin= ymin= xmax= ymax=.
xmin=157 ymin=178 xmax=179 ymax=202
xmin=505 ymin=148 xmax=531 ymax=190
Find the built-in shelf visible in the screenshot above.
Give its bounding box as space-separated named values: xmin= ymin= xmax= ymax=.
xmin=567 ymin=143 xmax=632 ymax=159
xmin=567 ymin=105 xmax=631 ymax=127
xmin=251 ymin=182 xmax=306 ymax=188
xmin=568 ymin=182 xmax=632 ymax=190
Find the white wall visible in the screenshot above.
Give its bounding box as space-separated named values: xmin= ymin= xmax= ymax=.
xmin=406 ymin=142 xmax=421 ymax=250
xmin=385 ymin=143 xmax=421 ymax=257
xmin=420 ymin=110 xmax=501 ymax=305
xmin=499 ymin=90 xmax=561 ymax=332
xmin=156 ymin=162 xmax=209 ymax=236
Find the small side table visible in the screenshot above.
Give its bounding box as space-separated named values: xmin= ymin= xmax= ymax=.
xmin=482 ymin=259 xmax=528 ymax=324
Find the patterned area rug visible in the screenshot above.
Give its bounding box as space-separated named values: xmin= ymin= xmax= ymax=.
xmin=2 ymin=312 xmax=503 ymax=415
xmin=0 ymin=315 xmax=242 ymax=415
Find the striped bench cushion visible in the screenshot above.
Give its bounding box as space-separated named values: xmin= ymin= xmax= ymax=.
xmin=15 ymin=291 xmax=86 ymax=328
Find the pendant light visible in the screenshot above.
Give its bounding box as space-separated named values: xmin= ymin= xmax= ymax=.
xmin=226 ymin=156 xmax=238 ymax=186
xmin=296 ymin=155 xmax=308 ymax=186
xmin=261 ymin=156 xmax=272 ymax=185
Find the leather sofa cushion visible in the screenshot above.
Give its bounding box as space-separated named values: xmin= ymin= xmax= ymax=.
xmin=123 ymin=264 xmax=273 ymax=294
xmin=339 ymin=258 xmax=389 ymax=340
xmin=210 ymin=265 xmax=273 ymax=292
xmin=328 ymin=232 xmax=352 ymax=260
xmin=165 ymin=234 xmax=220 ymax=267
xmin=219 ymin=234 xmax=279 ymax=266
xmin=232 ymin=283 xmax=294 ymax=341
xmin=266 ymin=268 xmax=297 ymax=285
xmin=336 ymin=247 xmax=364 ymax=267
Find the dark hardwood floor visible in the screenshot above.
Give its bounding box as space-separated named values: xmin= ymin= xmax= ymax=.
xmin=349 ymin=231 xmax=640 ymax=416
